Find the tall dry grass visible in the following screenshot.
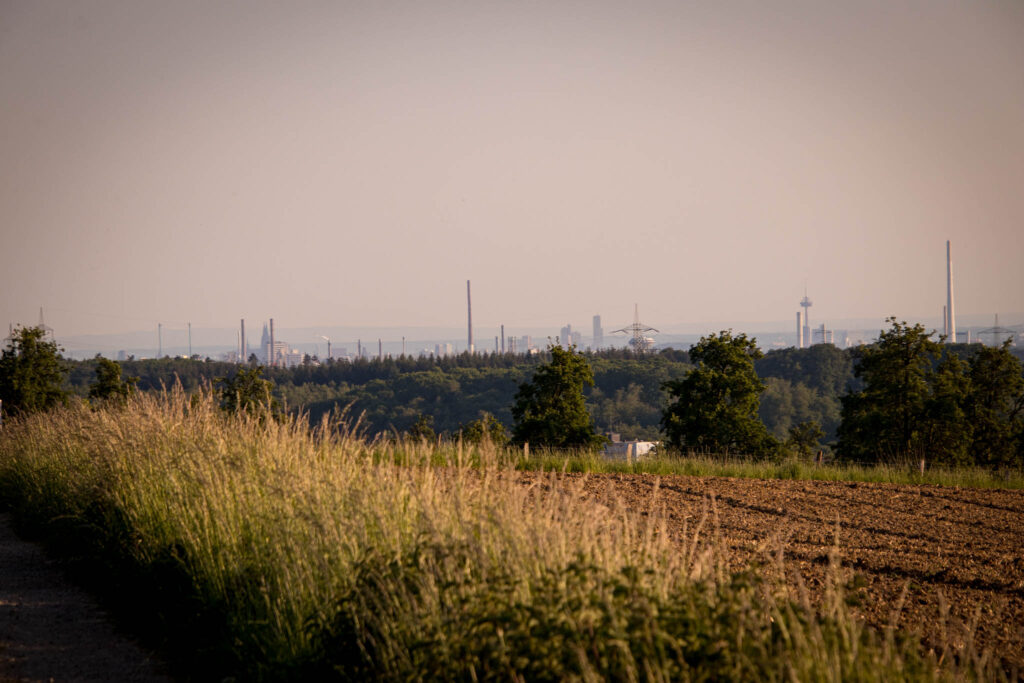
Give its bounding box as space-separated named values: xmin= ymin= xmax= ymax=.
xmin=0 ymin=390 xmax=1003 ymax=681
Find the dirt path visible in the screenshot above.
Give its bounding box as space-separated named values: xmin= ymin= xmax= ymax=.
xmin=519 ymin=472 xmax=1024 ymax=670
xmin=0 ymin=514 xmax=170 ymax=683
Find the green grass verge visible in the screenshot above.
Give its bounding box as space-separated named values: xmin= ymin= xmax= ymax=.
xmin=516 ymin=452 xmax=1024 ymax=489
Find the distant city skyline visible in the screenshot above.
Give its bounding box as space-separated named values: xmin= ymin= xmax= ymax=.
xmin=34 ymin=307 xmax=1020 ymax=361
xmin=3 ymin=2 xmax=1022 ymax=338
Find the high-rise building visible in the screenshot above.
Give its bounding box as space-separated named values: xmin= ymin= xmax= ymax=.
xmin=263 ymin=340 xmax=291 ymax=367
xmin=592 ymin=315 xmax=604 ymax=349
xmin=559 ymin=324 xmax=576 ymax=348
xmin=260 ymin=324 xmax=270 ymax=361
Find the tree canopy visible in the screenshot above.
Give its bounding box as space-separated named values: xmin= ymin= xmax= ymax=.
xmin=89 ymin=357 xmax=138 ymax=403
xmin=511 ymin=344 xmax=605 ymax=449
xmin=661 ymin=331 xmax=775 ymax=456
xmin=459 ymin=411 xmax=508 ymax=446
xmin=215 ymin=365 xmax=280 ymax=419
xmin=965 ymin=341 xmax=1024 ymax=468
xmin=836 ymin=319 xmax=942 ymax=461
xmin=836 ymin=318 xmax=1024 ymax=467
xmin=405 ymin=414 xmax=437 ymax=442
xmin=0 ymin=326 xmax=69 ymax=417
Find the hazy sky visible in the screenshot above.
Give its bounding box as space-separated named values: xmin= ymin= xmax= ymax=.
xmin=3 ymin=0 xmax=1022 ymax=338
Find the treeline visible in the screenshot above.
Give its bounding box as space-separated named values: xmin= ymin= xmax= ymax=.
xmin=836 ymin=320 xmax=1023 ymax=468
xmin=14 ymin=322 xmax=1019 ymax=467
xmin=60 ymin=345 xmax=853 ymax=442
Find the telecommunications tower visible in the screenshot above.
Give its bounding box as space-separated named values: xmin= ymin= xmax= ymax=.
xmin=800 ymin=289 xmax=812 ymax=348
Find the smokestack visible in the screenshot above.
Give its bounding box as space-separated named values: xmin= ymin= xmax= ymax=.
xmin=379 ymin=338 xmax=382 ymax=360
xmin=240 ymin=319 xmax=246 ymax=363
xmin=946 ymin=240 xmax=956 ymax=343
xmin=796 ymin=312 xmax=803 ymax=349
xmin=270 ymin=318 xmax=275 ymax=367
xmin=501 ymin=324 xmax=505 ymax=353
xmin=467 ymin=280 xmax=474 ymax=354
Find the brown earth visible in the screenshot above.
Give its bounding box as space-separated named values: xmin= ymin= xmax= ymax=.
xmin=518 ymin=471 xmax=1024 ymax=671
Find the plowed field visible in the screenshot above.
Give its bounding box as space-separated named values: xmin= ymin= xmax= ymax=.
xmin=519 ymin=472 xmax=1024 ymax=670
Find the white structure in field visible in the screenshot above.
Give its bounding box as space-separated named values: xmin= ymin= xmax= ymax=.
xmin=602 ymin=439 xmax=657 ymax=461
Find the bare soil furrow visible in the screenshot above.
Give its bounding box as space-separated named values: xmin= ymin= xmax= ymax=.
xmin=518 ymin=471 xmax=1024 ymax=670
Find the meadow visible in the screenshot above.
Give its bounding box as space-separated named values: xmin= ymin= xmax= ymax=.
xmin=0 ymin=391 xmax=1012 ymax=681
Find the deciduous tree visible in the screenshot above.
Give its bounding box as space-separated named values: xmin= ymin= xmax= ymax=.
xmin=921 ymin=353 xmax=972 ymax=465
xmin=89 ymin=357 xmax=139 ymax=403
xmin=661 ymin=331 xmax=775 ymax=455
xmin=966 ymin=341 xmax=1024 ymax=468
xmin=837 ymin=318 xmax=959 ymax=463
xmin=511 ymin=344 xmax=605 ymax=449
xmin=0 ymin=326 xmax=69 ymax=417
xmin=406 ymin=414 xmax=437 ymax=442
xmin=459 ymin=411 xmax=508 ymax=446
xmin=215 ymin=365 xmax=280 ymax=418
xmin=786 ymin=421 xmax=825 ymax=459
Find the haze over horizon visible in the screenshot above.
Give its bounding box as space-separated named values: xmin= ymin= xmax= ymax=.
xmin=3 ymin=1 xmax=1022 ymax=338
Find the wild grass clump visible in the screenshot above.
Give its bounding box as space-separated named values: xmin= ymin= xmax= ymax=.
xmin=0 ymin=391 xmax=1002 ymax=680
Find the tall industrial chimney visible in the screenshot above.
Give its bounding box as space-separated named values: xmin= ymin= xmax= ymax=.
xmin=800 ymin=291 xmax=812 ymax=348
xmin=946 ymin=240 xmax=956 ymax=343
xmin=240 ymin=319 xmax=246 ymax=363
xmin=467 ymin=280 xmax=474 ymax=354
xmin=796 ymin=312 xmax=803 ymax=349
xmin=269 ymin=318 xmax=275 ymax=367
xmin=501 ymin=324 xmax=505 ymax=353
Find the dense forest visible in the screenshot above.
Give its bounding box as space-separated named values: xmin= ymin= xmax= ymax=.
xmin=62 ymin=344 xmax=859 ymax=442
xmin=47 ymin=336 xmax=1024 ymax=461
